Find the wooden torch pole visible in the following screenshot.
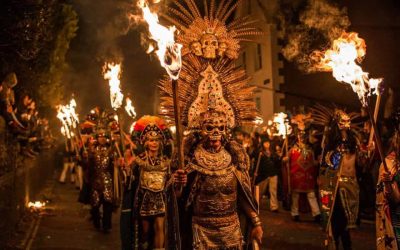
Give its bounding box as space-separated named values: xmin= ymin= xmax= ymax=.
xmin=368 ymin=94 xmax=381 ymax=149
xmin=366 ymin=98 xmax=388 ymax=172
xmin=172 ymin=79 xmax=184 ymax=170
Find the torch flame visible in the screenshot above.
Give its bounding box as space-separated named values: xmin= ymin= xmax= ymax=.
xmin=103 ymin=63 xmax=124 ymax=110
xmin=137 ymin=0 xmax=182 ymax=80
xmin=28 ymin=201 xmax=46 ymax=209
xmin=312 ymin=32 xmax=383 ymax=106
xmin=270 ymin=112 xmax=292 ymax=139
xmin=124 ymin=97 xmax=137 ymax=118
xmin=57 ymin=98 xmax=80 ymax=139
xmin=61 ymin=126 xmax=71 ymax=139
xmin=254 ymin=116 xmax=264 ymax=126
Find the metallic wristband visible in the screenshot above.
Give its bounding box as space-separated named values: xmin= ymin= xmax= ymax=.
xmin=251 ymin=215 xmax=262 ymax=227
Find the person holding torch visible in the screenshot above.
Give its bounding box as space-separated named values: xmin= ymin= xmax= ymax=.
xmin=119 ymin=115 xmax=173 ymax=250
xmin=376 ymin=108 xmax=400 ymax=250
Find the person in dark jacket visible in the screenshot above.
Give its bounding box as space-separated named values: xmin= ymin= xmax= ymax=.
xmin=254 ymin=137 xmax=281 ymax=212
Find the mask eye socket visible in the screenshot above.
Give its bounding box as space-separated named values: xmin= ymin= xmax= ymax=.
xmin=206 ymin=125 xmax=214 ymax=132
xmin=218 ymin=126 xmax=225 ymax=131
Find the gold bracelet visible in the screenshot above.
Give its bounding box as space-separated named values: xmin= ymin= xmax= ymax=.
xmin=251 ymin=215 xmax=262 ymax=227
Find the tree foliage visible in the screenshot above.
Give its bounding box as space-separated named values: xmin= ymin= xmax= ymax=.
xmin=0 ymin=0 xmax=78 ymax=112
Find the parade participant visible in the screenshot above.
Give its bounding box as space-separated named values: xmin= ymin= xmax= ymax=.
xmin=87 ymin=126 xmax=115 ymax=232
xmin=172 ymin=110 xmax=263 ymax=250
xmin=59 ymin=139 xmax=77 ymax=184
xmin=120 ymin=115 xmax=172 ymax=250
xmin=376 ymin=108 xmax=400 ymax=250
xmin=254 ymin=137 xmax=281 ymax=212
xmin=284 ymin=114 xmax=321 ymax=222
xmin=156 ymin=0 xmax=263 ymax=248
xmin=313 ymin=106 xmax=361 ymax=250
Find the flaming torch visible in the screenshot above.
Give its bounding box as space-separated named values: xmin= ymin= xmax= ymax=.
xmin=103 ymin=63 xmax=124 ymax=110
xmin=103 ymin=62 xmax=125 ymax=139
xmin=57 ymin=104 xmax=73 ymax=153
xmin=312 ymin=32 xmax=387 ymax=171
xmin=272 ymin=112 xmax=292 ymax=140
xmin=103 ymin=62 xmax=126 ymax=202
xmin=124 ymin=97 xmax=137 ymax=119
xmin=272 ymin=112 xmax=292 ymax=202
xmin=137 ymin=0 xmax=183 ymax=168
xmin=57 ymin=98 xmax=83 ymax=154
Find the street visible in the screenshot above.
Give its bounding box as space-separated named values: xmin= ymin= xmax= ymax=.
xmin=9 ymin=176 xmax=375 ymax=250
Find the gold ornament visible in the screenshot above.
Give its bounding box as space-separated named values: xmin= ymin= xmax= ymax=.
xmin=162 ymin=0 xmax=262 ymax=59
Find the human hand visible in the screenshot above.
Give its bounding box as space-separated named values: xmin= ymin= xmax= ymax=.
xmin=174 ymin=169 xmax=187 ymax=185
xmin=6 ymin=104 xmax=13 ymax=114
xmin=381 ymin=172 xmax=392 ymax=183
xmin=251 ymin=225 xmax=263 ymax=246
xmin=118 ymin=157 xmax=125 ymax=167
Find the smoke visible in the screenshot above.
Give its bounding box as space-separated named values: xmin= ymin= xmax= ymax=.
xmin=64 ymin=0 xmax=164 ymax=115
xmin=91 ymin=0 xmax=133 ymax=62
xmin=277 ymin=0 xmax=350 ymax=72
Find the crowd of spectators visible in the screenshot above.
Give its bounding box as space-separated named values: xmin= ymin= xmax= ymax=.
xmin=0 ymin=72 xmax=54 ymax=176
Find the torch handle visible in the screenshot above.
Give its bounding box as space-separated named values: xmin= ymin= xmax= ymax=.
xmin=172 ymin=79 xmax=184 ymax=170
xmin=367 ymin=102 xmax=389 ymax=173
xmin=368 ymin=94 xmax=381 ymax=148
xmin=76 ymin=126 xmax=86 ymax=152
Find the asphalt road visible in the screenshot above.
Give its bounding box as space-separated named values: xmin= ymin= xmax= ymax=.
xmin=22 ymin=179 xmax=375 ymax=250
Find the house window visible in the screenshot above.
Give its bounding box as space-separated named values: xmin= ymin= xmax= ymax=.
xmin=239 ymin=52 xmax=247 ymax=70
xmin=255 ymin=96 xmax=261 ymax=111
xmin=255 ymin=44 xmax=262 ymax=70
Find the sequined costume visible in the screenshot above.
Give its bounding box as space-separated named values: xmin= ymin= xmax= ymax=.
xmin=135 ymin=153 xmax=170 ymax=217
xmin=152 ymin=0 xmax=263 ymax=249
xmin=172 ymin=139 xmax=258 ymax=250
xmin=90 ymin=144 xmax=114 ymax=207
xmin=120 ymin=116 xmax=172 ymax=250
xmin=88 ymin=142 xmax=115 ymax=231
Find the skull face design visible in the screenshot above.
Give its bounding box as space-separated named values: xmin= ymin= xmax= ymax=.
xmin=335 ymin=110 xmax=351 ymax=130
xmin=201 ymin=33 xmax=218 ymax=59
xmin=201 ymin=111 xmax=227 ymax=142
xmin=190 ymin=41 xmax=203 ymax=56
xmin=163 ymin=43 xmax=182 ymax=80
xmin=218 ymin=42 xmax=227 ymax=57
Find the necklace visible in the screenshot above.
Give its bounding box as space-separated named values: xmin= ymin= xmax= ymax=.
xmin=194 ymin=144 xmax=232 ymax=171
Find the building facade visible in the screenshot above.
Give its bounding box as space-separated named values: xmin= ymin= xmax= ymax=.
xmin=237 ymin=0 xmax=285 ymax=124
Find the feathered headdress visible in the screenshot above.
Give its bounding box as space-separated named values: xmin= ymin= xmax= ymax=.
xmin=132 ymin=115 xmax=171 ymax=144
xmin=291 ymin=113 xmax=313 ymax=132
xmin=310 ymin=103 xmax=362 ymax=131
xmin=159 ymin=0 xmax=260 ymax=130
xmin=162 ymin=0 xmax=262 ymax=60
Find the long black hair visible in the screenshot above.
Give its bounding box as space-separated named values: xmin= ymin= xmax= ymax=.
xmin=325 ymin=120 xmax=358 ymax=154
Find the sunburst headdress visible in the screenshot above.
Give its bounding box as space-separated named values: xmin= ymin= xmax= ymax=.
xmin=159 ymin=0 xmax=261 ymax=130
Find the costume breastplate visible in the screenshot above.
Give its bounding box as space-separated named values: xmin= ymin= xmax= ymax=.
xmin=94 ymin=146 xmax=111 ymax=170
xmin=137 ymin=156 xmax=168 ymax=192
xmin=191 ymin=145 xmax=233 ymax=175
xmin=193 ymin=170 xmax=237 ymax=217
xmin=191 ymin=145 xmax=237 ymax=217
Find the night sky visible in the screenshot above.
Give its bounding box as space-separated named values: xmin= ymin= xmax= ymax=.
xmin=65 ymin=0 xmax=163 ymax=117
xmin=64 ymin=0 xmax=400 ymax=117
